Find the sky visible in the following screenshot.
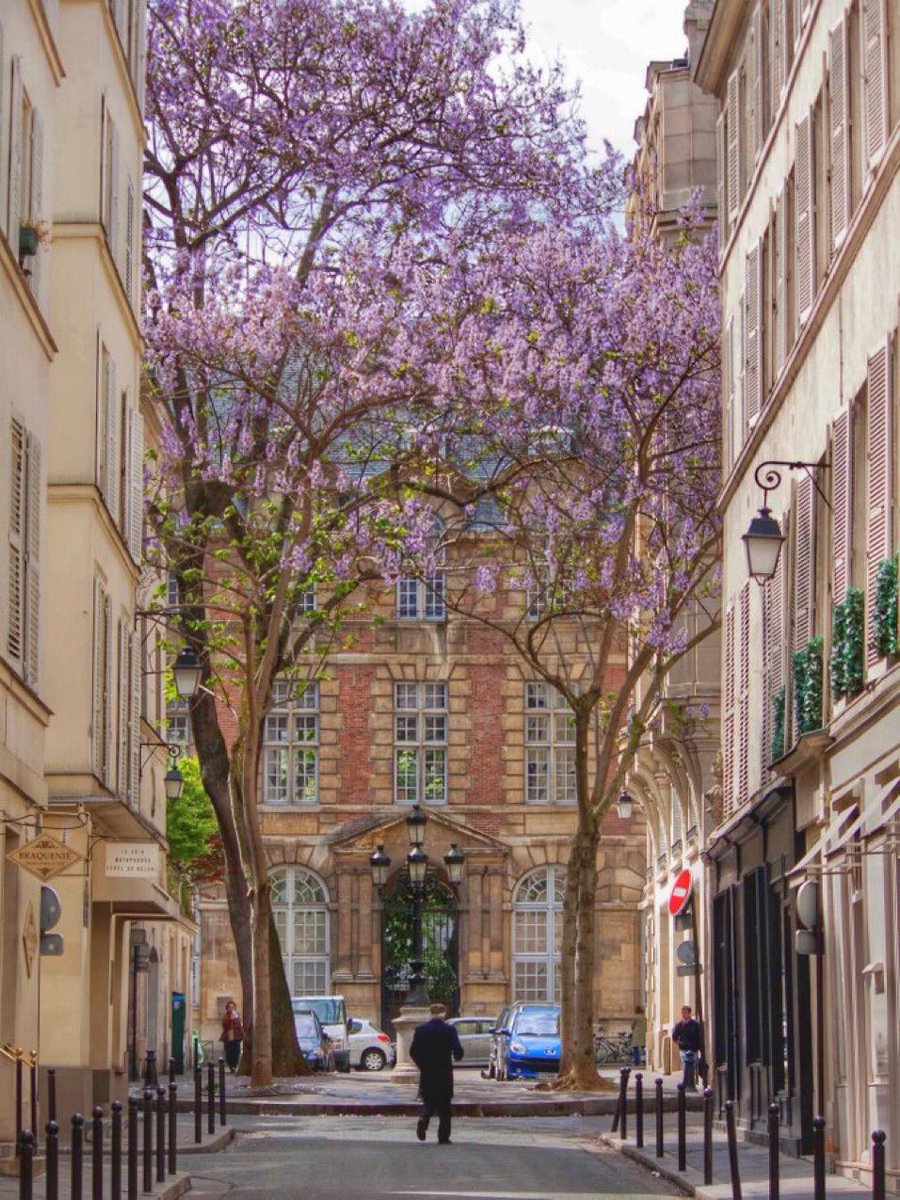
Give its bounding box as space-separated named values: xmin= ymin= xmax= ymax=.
xmin=516 ymin=0 xmax=689 ymax=155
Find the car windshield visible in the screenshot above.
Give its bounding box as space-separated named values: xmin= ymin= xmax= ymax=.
xmin=516 ymin=1012 xmax=559 ymax=1036
xmin=292 ymin=997 xmax=344 ymax=1025
xmin=294 ymin=1015 xmax=319 ymax=1040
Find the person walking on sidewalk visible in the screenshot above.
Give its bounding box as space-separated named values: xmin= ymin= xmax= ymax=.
xmin=672 ymin=1005 xmax=702 ymax=1090
xmin=220 ymin=1000 xmax=244 ymax=1074
xmin=630 ymin=1006 xmax=647 ymax=1067
xmin=410 ymin=1003 xmax=464 ymax=1144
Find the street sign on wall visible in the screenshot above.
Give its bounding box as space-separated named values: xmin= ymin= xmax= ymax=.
xmin=669 ymin=868 xmax=694 ymax=916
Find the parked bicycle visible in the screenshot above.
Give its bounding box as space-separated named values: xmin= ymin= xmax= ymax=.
xmin=595 ymin=1027 xmax=633 ymax=1065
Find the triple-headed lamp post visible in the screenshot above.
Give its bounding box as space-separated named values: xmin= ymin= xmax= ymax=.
xmin=369 ymin=804 xmax=465 ymax=1009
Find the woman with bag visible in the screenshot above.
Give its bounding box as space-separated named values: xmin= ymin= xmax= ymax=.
xmin=220 ymin=1000 xmax=244 ymax=1074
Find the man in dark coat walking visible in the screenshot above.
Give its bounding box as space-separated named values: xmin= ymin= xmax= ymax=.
xmin=409 ymin=1003 xmax=464 ymax=1144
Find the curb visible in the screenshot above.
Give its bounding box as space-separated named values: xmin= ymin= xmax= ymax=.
xmin=598 ymin=1133 xmax=698 ymax=1195
xmin=58 ymin=1127 xmax=235 ymax=1157
xmin=178 ymin=1095 xmax=704 ymax=1119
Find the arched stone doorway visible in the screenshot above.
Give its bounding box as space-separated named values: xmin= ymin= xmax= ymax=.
xmin=381 ymin=872 xmax=459 ymax=1035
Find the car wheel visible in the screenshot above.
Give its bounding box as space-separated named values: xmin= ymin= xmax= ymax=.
xmin=360 ymin=1048 xmax=386 ymax=1072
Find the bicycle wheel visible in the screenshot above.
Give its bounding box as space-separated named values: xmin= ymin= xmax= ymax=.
xmin=595 ymin=1038 xmax=615 ymax=1066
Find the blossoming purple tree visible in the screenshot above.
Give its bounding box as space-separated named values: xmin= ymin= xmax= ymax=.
xmin=142 ymin=0 xmax=617 ymax=1084
xmin=389 ymin=214 xmax=721 ymax=1089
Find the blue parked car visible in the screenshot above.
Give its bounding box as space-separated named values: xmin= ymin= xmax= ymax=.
xmin=492 ymin=1003 xmax=560 ymax=1080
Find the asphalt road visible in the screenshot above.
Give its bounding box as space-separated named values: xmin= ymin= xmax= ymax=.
xmin=184 ymin=1114 xmax=680 ymax=1199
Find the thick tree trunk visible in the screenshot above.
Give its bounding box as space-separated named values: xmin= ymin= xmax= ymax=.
xmin=572 ymin=831 xmax=602 ymax=1090
xmin=558 ymin=848 xmax=579 ymax=1076
xmin=250 ymin=878 xmax=273 ymax=1086
xmin=269 ymin=912 xmax=311 ymax=1077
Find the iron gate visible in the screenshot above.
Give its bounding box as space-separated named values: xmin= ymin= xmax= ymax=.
xmin=381 ymin=873 xmax=459 ymax=1037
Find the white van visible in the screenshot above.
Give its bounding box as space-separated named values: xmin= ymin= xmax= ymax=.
xmin=291 ymin=995 xmax=351 ymax=1071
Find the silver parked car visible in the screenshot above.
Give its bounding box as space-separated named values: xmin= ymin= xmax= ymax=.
xmin=447 ymin=1016 xmax=495 ymax=1067
xmin=347 ymin=1018 xmax=395 ymax=1071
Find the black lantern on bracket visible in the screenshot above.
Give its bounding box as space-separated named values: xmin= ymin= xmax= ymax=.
xmin=443 ymin=843 xmax=465 ymax=886
xmin=406 ymin=803 xmax=427 ymax=848
xmin=370 ymin=844 xmax=391 ymax=890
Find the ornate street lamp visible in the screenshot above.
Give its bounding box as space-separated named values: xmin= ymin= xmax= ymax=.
xmin=443 ymin=843 xmax=465 ymax=886
xmin=743 ymin=460 xmax=829 ymax=583
xmin=172 ymin=646 xmax=202 ymax=699
xmin=615 ymin=790 xmax=634 ymax=820
xmin=406 ymin=803 xmax=427 ymax=848
xmin=164 ymin=746 xmax=185 ymax=802
xmin=370 ymin=844 xmax=391 ymax=890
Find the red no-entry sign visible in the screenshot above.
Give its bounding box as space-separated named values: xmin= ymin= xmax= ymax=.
xmin=669 ymin=868 xmax=694 ymax=916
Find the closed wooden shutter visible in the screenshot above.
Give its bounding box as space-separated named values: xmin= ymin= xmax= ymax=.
xmin=770 ymin=0 xmax=785 ymax=115
xmin=746 ymin=12 xmax=760 ymax=167
xmin=0 ymin=20 xmax=7 ymax=241
xmin=7 ymin=418 xmax=26 ymax=668
xmin=136 ymin=0 xmax=148 ymax=114
xmin=113 ymin=0 xmax=126 ymax=42
xmin=724 ymin=317 xmax=734 ymax=469
xmin=130 ymin=628 xmax=142 ymax=808
xmin=754 ymin=5 xmax=769 ymax=156
xmin=726 ymin=71 xmax=741 ymax=223
xmin=737 ymin=583 xmax=751 ymax=807
xmin=831 ymin=408 xmax=852 ymax=603
xmin=102 ymin=593 xmax=112 ymax=783
xmin=109 ymin=120 xmax=120 ymax=262
xmin=795 ymin=111 xmax=815 ymax=324
xmin=773 ymin=186 xmax=788 ymax=377
xmin=117 ymin=618 xmax=130 ymax=794
xmin=8 ymin=56 xmax=22 ymax=244
xmin=716 ymin=112 xmax=726 ymax=237
xmin=829 ymin=18 xmax=851 ymax=251
xmin=28 ymin=110 xmax=44 ymax=303
xmin=92 ymin=579 xmax=105 ymax=778
xmin=105 ymin=354 xmax=119 ymax=518
xmin=866 ymin=341 xmax=893 ymax=665
xmin=723 ymin=604 xmax=736 ymax=816
xmin=128 ymin=407 xmax=144 ymax=563
xmin=793 ymin=474 xmax=815 ymax=651
xmin=745 ymin=242 xmax=763 ymax=424
xmin=24 ymin=432 xmax=40 ymax=689
xmin=862 ymin=0 xmax=889 ymax=170
xmin=125 ymin=177 xmax=135 ymax=302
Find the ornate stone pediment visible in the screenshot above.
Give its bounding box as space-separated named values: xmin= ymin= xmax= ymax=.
xmin=329 ymin=808 xmax=508 ymax=862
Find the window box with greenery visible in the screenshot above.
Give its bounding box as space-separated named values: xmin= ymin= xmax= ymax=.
xmin=793 ymin=635 xmax=824 ymax=734
xmin=873 ymin=556 xmax=898 ymax=660
xmin=770 ymin=684 xmax=786 ymax=762
xmin=18 ymin=219 xmax=51 ymax=260
xmin=830 ymin=587 xmax=864 ymax=702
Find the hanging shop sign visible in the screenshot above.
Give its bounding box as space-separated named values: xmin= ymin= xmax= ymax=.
xmin=7 ymin=833 xmax=83 ymax=882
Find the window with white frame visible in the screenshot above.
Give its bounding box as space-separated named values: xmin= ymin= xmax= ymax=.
xmin=167 ymin=699 xmax=191 ymax=748
xmin=512 ymin=867 xmax=566 ymax=1002
xmin=394 ymin=681 xmax=447 ymax=804
xmin=524 ymin=682 xmax=576 ymax=804
xmin=271 ymin=867 xmax=330 ymax=995
xmin=262 ymin=680 xmax=319 ymax=804
xmin=396 ymin=520 xmax=445 ymax=619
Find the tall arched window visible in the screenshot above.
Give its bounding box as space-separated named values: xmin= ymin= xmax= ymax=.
xmin=512 ymin=866 xmax=566 ymax=1002
xmin=270 ymin=867 xmax=330 ymax=996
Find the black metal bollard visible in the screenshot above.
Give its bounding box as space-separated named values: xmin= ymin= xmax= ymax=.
xmin=635 ymin=1072 xmax=644 ymax=1148
xmin=127 ymin=1098 xmax=138 ymax=1200
xmin=724 ymin=1100 xmax=742 ymax=1200
xmin=18 ymin=1130 xmax=33 ymax=1200
xmin=168 ymin=1058 xmax=176 ymax=1088
xmin=155 ymin=1086 xmax=166 ymax=1183
xmin=92 ymin=1107 xmax=104 ymax=1200
xmin=167 ymin=1083 xmax=178 ymax=1175
xmin=655 ymin=1077 xmax=664 ymax=1157
xmin=141 ymin=1089 xmax=153 ymax=1194
xmin=703 ymin=1087 xmax=714 ymax=1185
xmin=872 ymin=1129 xmax=886 ymax=1200
xmin=72 ymin=1113 xmax=85 ymax=1200
xmin=193 ymin=1065 xmax=202 ymax=1145
xmin=612 ymin=1066 xmax=629 ymax=1135
xmin=677 ymin=1082 xmax=686 ymax=1171
xmin=768 ymin=1102 xmax=780 ymax=1200
xmin=46 ymin=1120 xmax=59 ymax=1200
xmin=29 ymin=1061 xmax=38 ymax=1153
xmin=144 ymin=1050 xmax=158 ymax=1090
xmin=813 ymin=1115 xmax=826 ymax=1200
xmin=207 ymin=1060 xmax=215 ymax=1136
xmin=48 ymin=1067 xmax=57 ymax=1124
xmin=110 ymin=1101 xmax=122 ymax=1200
xmin=218 ymin=1058 xmax=227 ymax=1127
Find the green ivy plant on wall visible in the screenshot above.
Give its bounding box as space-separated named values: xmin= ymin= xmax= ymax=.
xmin=830 ymin=588 xmax=864 ymax=701
xmin=873 ymin=556 xmax=899 ymax=658
xmin=793 ymin=635 xmax=824 ymax=734
xmin=771 ymin=685 xmax=786 ymax=762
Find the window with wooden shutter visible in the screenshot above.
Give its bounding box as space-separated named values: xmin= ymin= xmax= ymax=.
xmin=8 ymin=56 xmax=23 ymax=245
xmin=7 ymin=418 xmax=26 ymax=669
xmin=793 ymin=474 xmax=816 ymax=651
xmin=795 ymin=111 xmax=815 ymax=324
xmin=770 ymin=0 xmax=785 ymax=116
xmin=773 ymin=185 xmax=789 ymax=377
xmin=28 ymin=110 xmax=43 ymax=302
xmin=136 ymin=1 xmax=148 ymax=114
xmin=24 ymin=433 xmax=40 ymax=689
xmin=117 ymin=618 xmax=130 ymax=795
xmin=866 ymin=340 xmax=893 ymax=666
xmin=829 ymin=18 xmax=851 ymax=252
xmin=724 ymin=317 xmax=735 ymax=470
xmin=129 ymin=628 xmax=142 ymax=808
xmin=831 ymin=408 xmax=852 ymax=603
xmin=737 ymin=582 xmax=751 ymax=808
xmin=746 ymin=13 xmax=760 ymax=169
xmin=716 ymin=112 xmax=726 ymax=238
xmin=754 ymin=5 xmax=769 ymax=157
xmin=723 ymin=604 xmax=736 ymax=817
xmin=745 ymin=241 xmax=763 ymax=425
xmin=92 ymin=580 xmax=108 ymax=780
xmin=125 ymin=177 xmax=135 ymax=302
xmin=726 ymin=70 xmax=741 ymax=224
xmin=862 ymin=0 xmax=889 ymax=171
xmin=128 ymin=408 xmax=144 ymax=564
xmin=104 ymin=352 xmax=119 ymax=518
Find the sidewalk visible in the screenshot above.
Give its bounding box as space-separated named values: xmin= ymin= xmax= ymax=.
xmin=171 ymin=1063 xmax=705 ymax=1118
xmin=599 ymin=1108 xmax=873 ymax=1198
